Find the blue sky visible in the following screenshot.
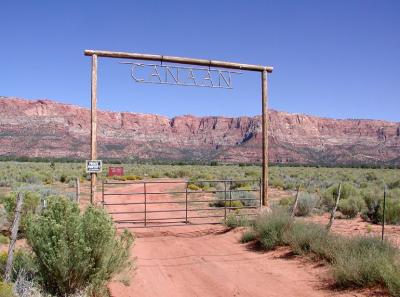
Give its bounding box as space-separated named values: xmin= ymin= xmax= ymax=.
xmin=1 ymin=1 xmax=399 ymax=121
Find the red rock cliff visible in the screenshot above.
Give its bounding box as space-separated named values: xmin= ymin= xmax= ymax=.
xmin=0 ymin=97 xmax=399 ymax=165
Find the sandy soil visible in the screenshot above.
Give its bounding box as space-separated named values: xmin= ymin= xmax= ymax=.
xmin=105 ymin=181 xmax=379 ymax=297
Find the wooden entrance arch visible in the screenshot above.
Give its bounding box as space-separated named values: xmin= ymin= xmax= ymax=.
xmin=84 ymin=49 xmax=273 ymax=207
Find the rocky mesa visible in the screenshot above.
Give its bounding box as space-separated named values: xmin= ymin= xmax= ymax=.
xmin=0 ymin=97 xmax=399 ymax=166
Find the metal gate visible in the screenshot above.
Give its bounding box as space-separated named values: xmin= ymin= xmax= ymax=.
xmin=102 ymin=179 xmax=261 ymax=228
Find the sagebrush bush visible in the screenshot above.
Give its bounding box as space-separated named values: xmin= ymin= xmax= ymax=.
xmin=26 ymin=196 xmax=134 ymax=296
xmin=240 ymin=230 xmax=257 ymax=243
xmin=253 ymin=209 xmax=293 ymax=250
xmin=332 ymin=237 xmax=400 ymax=296
xmin=294 ymin=193 xmax=320 ymax=216
xmin=338 ymin=196 xmax=365 ymax=218
xmin=224 ymin=213 xmax=250 ymax=228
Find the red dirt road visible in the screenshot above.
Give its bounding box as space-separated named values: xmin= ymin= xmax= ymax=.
xmin=109 ymin=227 xmax=375 ymax=297
xmin=106 ymin=181 xmax=374 ymax=297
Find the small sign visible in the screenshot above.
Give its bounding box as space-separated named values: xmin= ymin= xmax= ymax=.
xmin=108 ymin=166 xmax=124 ymax=176
xmin=86 ymin=160 xmax=102 ymax=173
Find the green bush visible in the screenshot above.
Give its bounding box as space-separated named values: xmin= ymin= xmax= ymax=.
xmin=240 ymin=230 xmax=257 ymax=243
xmin=0 ymin=249 xmax=38 ymax=282
xmin=0 ymin=281 xmax=15 ymax=297
xmin=279 ymin=196 xmax=294 ymax=208
xmin=3 ymin=191 xmax=41 ymax=234
xmin=295 ymin=193 xmax=319 ymax=216
xmin=253 ymin=209 xmax=293 ymax=250
xmin=125 ymin=175 xmax=141 ymax=181
xmin=338 ymin=196 xmax=365 ymax=218
xmin=332 ymin=237 xmax=400 ymax=296
xmin=26 ymin=196 xmax=134 ymax=296
xmin=322 ymin=183 xmax=358 ymax=210
xmin=0 ymin=235 xmax=9 ymax=244
xmin=224 ymin=213 xmax=250 ymax=228
xmin=187 ymin=184 xmax=201 ymax=191
xmin=384 ymin=199 xmax=400 ymax=225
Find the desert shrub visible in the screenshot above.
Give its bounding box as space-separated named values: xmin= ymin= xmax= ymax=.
xmin=388 ymin=180 xmax=400 ymax=189
xmin=294 ymin=192 xmax=320 ymax=216
xmin=59 ymin=174 xmax=67 ymax=183
xmin=361 ymin=188 xmax=382 ymax=223
xmin=224 ymin=213 xmax=250 ymax=228
xmin=125 ymin=175 xmax=141 ymax=181
xmin=0 ymin=235 xmax=9 ymax=244
xmin=18 ymin=172 xmax=41 ymax=184
xmin=0 ymin=250 xmax=38 ymax=283
xmin=338 ymin=196 xmax=366 ymax=218
xmin=240 ymin=230 xmax=257 ymax=243
xmin=283 ymin=222 xmax=343 ymax=262
xmin=3 ymin=191 xmax=41 ymax=234
xmin=332 ymin=237 xmax=400 ymax=296
xmin=232 ymin=191 xmax=258 ymax=207
xmin=384 ymin=199 xmax=400 ymax=225
xmin=26 ymin=196 xmax=134 ymax=296
xmin=322 ymin=183 xmax=358 ymax=210
xmin=270 ymin=178 xmax=284 ymax=189
xmin=187 ymin=184 xmax=201 ymax=191
xmin=0 ymin=281 xmax=15 ymax=297
xmin=279 ymin=196 xmax=294 ymax=208
xmin=365 ymin=171 xmax=378 ymax=181
xmin=253 ymin=209 xmax=293 ymax=250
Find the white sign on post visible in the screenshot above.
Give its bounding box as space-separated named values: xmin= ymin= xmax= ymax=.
xmin=86 ymin=160 xmax=102 ymax=173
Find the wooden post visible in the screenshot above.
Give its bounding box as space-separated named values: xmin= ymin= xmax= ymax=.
xmin=4 ymin=193 xmax=24 ymax=282
xmin=382 ymin=186 xmax=387 ymax=241
xmin=261 ymin=70 xmax=269 ymax=206
xmin=291 ymin=185 xmax=301 ymax=217
xmin=326 ymin=183 xmax=342 ymax=231
xmin=75 ymin=177 xmax=80 ymax=203
xmin=90 ymin=54 xmax=98 ymax=204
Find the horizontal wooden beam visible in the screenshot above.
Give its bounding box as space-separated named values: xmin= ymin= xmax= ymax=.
xmin=84 ymin=50 xmax=273 ymax=73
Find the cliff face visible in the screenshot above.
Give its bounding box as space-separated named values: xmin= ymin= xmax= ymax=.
xmin=0 ymin=97 xmax=399 ymax=166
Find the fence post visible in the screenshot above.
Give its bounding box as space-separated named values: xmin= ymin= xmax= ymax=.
xmin=4 ymin=192 xmax=24 ymax=282
xmin=382 ymin=185 xmax=387 ymax=241
xmin=144 ymin=182 xmax=147 ymax=227
xmin=101 ymin=179 xmax=105 ymax=208
xmin=229 ymin=181 xmax=232 ymax=211
xmin=185 ymin=182 xmax=188 ymax=224
xmin=224 ymin=181 xmax=227 ymax=220
xmin=76 ymin=177 xmax=80 ymax=204
xmin=326 ymin=183 xmax=342 ymax=231
xmin=259 ymin=178 xmax=262 ymax=207
xmin=291 ymin=185 xmax=301 ymax=217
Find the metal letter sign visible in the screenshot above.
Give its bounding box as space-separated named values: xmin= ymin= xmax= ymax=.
xmin=121 ymin=62 xmax=241 ymax=89
xmin=86 ymin=160 xmax=103 ymax=173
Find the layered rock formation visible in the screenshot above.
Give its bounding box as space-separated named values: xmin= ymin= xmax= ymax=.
xmin=0 ymin=97 xmax=399 ymax=166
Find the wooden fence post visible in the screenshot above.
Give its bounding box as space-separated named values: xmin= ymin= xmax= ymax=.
xmin=326 ymin=183 xmax=342 ymax=231
xmin=382 ymin=185 xmax=387 ymax=241
xmin=291 ymin=185 xmax=301 ymax=217
xmin=76 ymin=177 xmax=80 ymax=203
xmin=4 ymin=192 xmax=24 ymax=282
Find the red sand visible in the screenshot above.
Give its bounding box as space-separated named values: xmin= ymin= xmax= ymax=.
xmin=105 ymin=181 xmax=380 ymax=297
